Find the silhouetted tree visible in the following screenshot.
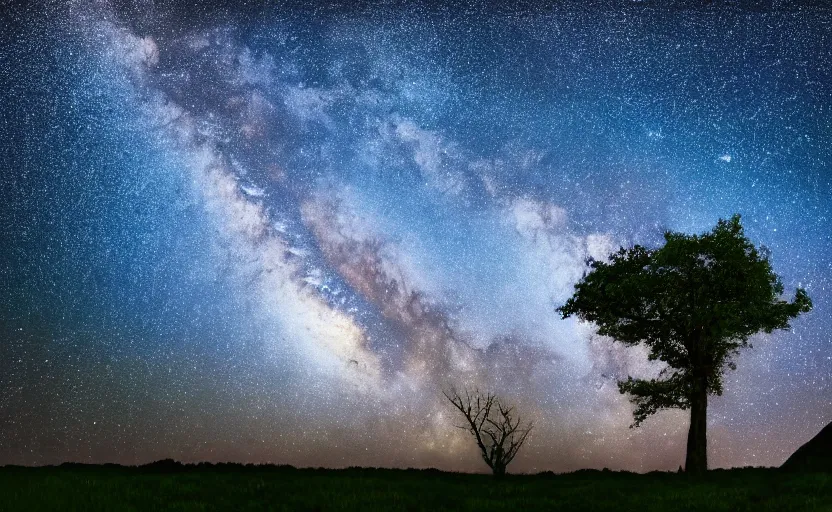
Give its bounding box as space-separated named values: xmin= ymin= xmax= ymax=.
xmin=443 ymin=387 xmax=533 ymax=477
xmin=557 ymin=215 xmax=812 ymax=474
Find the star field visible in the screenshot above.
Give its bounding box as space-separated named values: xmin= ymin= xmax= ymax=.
xmin=0 ymin=0 xmax=830 ymax=473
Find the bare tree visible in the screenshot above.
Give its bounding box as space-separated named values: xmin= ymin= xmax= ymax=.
xmin=443 ymin=387 xmax=533 ymax=477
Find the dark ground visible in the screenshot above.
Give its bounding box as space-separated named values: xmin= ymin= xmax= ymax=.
xmin=0 ymin=462 xmax=829 ymax=511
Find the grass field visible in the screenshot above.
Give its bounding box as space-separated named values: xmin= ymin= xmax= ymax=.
xmin=0 ymin=464 xmax=829 ymax=511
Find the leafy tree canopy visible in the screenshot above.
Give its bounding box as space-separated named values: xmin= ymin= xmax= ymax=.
xmin=558 ymin=215 xmax=812 ymax=426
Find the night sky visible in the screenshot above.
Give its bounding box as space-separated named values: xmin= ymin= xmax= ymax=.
xmin=1 ymin=0 xmax=830 ymax=473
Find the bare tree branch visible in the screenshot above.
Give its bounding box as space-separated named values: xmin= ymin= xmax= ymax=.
xmin=442 ymin=387 xmax=534 ymax=477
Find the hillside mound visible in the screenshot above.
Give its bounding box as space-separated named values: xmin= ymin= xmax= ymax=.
xmin=781 ymin=422 xmax=832 ymax=472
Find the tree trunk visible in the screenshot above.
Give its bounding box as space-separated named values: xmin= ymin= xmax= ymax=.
xmin=492 ymin=463 xmax=506 ymax=478
xmin=685 ymin=377 xmax=708 ymax=474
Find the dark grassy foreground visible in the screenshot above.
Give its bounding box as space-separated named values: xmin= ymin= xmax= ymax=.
xmin=0 ymin=463 xmax=829 ymax=512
